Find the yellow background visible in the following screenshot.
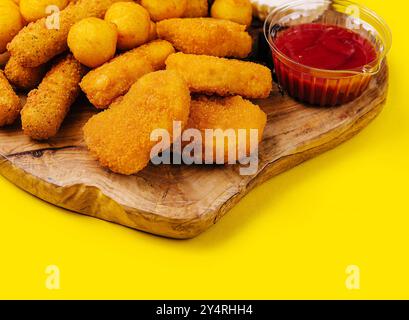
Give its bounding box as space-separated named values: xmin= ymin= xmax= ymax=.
xmin=1 ymin=0 xmax=408 ymax=299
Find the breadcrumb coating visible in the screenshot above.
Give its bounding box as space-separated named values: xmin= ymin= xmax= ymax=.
xmin=80 ymin=40 xmax=175 ymax=109
xmin=8 ymin=0 xmax=125 ymax=67
xmin=157 ymin=18 xmax=252 ymax=58
xmin=186 ymin=95 xmax=267 ymax=163
xmin=183 ymin=0 xmax=208 ymax=17
xmin=166 ymin=53 xmax=273 ymax=99
xmin=83 ymin=70 xmax=191 ymax=175
xmin=21 ymin=54 xmax=86 ymax=140
xmin=0 ymin=70 xmax=21 ymax=127
xmin=5 ymin=56 xmax=47 ymax=90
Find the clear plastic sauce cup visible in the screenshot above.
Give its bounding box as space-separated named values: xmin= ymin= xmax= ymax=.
xmin=263 ymin=0 xmax=392 ymax=106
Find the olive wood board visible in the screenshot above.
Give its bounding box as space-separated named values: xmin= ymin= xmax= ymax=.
xmin=0 ymin=63 xmax=388 ymax=239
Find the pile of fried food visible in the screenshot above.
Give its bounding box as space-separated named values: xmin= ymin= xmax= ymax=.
xmin=0 ymin=0 xmax=272 ymax=175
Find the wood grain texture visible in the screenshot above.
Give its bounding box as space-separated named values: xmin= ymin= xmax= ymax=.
xmin=0 ymin=63 xmax=388 ymax=239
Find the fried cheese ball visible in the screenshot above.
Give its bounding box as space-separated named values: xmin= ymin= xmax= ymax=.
xmin=166 ymin=53 xmax=272 ymax=99
xmin=183 ymin=0 xmax=208 ymax=17
xmin=211 ymin=0 xmax=253 ymax=26
xmin=68 ymin=17 xmax=118 ymax=68
xmin=186 ymin=96 xmax=267 ymax=163
xmin=140 ymin=0 xmax=187 ymax=22
xmin=7 ymin=0 xmax=128 ymax=67
xmin=105 ymin=2 xmax=151 ymax=50
xmin=0 ymin=70 xmax=21 ymax=127
xmin=157 ymin=18 xmax=252 ymax=58
xmin=83 ymin=70 xmax=191 ymax=175
xmin=20 ymin=0 xmax=69 ymax=23
xmin=5 ymin=57 xmax=47 ymax=90
xmin=80 ymin=40 xmax=175 ymax=109
xmin=0 ymin=0 xmax=24 ymax=53
xmin=21 ymin=55 xmax=86 ymax=140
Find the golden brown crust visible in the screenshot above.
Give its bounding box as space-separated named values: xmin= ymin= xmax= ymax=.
xmin=183 ymin=0 xmax=209 ymax=17
xmin=166 ymin=53 xmax=273 ymax=99
xmin=21 ymin=55 xmax=86 ymax=140
xmin=83 ymin=70 xmax=191 ymax=175
xmin=80 ymin=40 xmax=175 ymax=109
xmin=4 ymin=57 xmax=47 ymax=90
xmin=0 ymin=70 xmax=21 ymax=127
xmin=7 ymin=0 xmax=125 ymax=68
xmin=187 ymin=95 xmax=267 ymax=162
xmin=157 ymin=18 xmax=252 ymax=58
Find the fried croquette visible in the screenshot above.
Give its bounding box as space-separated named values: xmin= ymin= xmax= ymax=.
xmin=8 ymin=0 xmax=126 ymax=67
xmin=211 ymin=0 xmax=253 ymax=26
xmin=68 ymin=17 xmax=118 ymax=68
xmin=183 ymin=0 xmax=208 ymax=17
xmin=186 ymin=95 xmax=267 ymax=163
xmin=80 ymin=40 xmax=175 ymax=109
xmin=141 ymin=0 xmax=187 ymax=22
xmin=5 ymin=56 xmax=47 ymax=90
xmin=157 ymin=18 xmax=252 ymax=58
xmin=21 ymin=55 xmax=86 ymax=140
xmin=166 ymin=53 xmax=273 ymax=99
xmin=83 ymin=70 xmax=191 ymax=175
xmin=0 ymin=70 xmax=21 ymax=127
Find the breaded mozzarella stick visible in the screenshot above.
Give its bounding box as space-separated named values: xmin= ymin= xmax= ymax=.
xmin=21 ymin=55 xmax=86 ymax=140
xmin=0 ymin=71 xmax=21 ymax=127
xmin=166 ymin=53 xmax=273 ymax=99
xmin=80 ymin=40 xmax=175 ymax=109
xmin=157 ymin=18 xmax=252 ymax=58
xmin=5 ymin=57 xmax=47 ymax=90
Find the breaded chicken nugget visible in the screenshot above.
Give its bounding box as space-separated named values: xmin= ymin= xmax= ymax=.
xmin=166 ymin=53 xmax=272 ymax=99
xmin=0 ymin=70 xmax=21 ymax=127
xmin=157 ymin=18 xmax=252 ymax=58
xmin=83 ymin=70 xmax=191 ymax=175
xmin=5 ymin=56 xmax=47 ymax=90
xmin=21 ymin=55 xmax=86 ymax=140
xmin=8 ymin=0 xmax=125 ymax=67
xmin=80 ymin=40 xmax=175 ymax=109
xmin=186 ymin=95 xmax=267 ymax=163
xmin=183 ymin=0 xmax=208 ymax=17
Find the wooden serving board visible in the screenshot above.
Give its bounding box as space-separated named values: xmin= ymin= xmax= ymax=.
xmin=0 ymin=63 xmax=388 ymax=239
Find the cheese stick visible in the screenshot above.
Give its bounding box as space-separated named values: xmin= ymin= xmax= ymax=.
xmin=21 ymin=55 xmax=86 ymax=140
xmin=0 ymin=70 xmax=21 ymax=127
xmin=5 ymin=56 xmax=47 ymax=90
xmin=157 ymin=18 xmax=252 ymax=58
xmin=80 ymin=40 xmax=175 ymax=109
xmin=166 ymin=53 xmax=272 ymax=99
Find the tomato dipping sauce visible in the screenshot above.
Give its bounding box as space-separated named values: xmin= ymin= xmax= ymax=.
xmin=275 ymin=24 xmax=377 ymax=71
xmin=271 ymin=24 xmax=379 ymax=106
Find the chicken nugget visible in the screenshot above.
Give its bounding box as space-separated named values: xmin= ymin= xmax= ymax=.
xmin=80 ymin=40 xmax=175 ymax=109
xmin=5 ymin=56 xmax=47 ymax=90
xmin=0 ymin=70 xmax=21 ymax=127
xmin=83 ymin=70 xmax=191 ymax=175
xmin=8 ymin=0 xmax=126 ymax=67
xmin=183 ymin=0 xmax=208 ymax=17
xmin=186 ymin=95 xmax=267 ymax=163
xmin=157 ymin=18 xmax=252 ymax=58
xmin=166 ymin=53 xmax=272 ymax=99
xmin=21 ymin=54 xmax=86 ymax=140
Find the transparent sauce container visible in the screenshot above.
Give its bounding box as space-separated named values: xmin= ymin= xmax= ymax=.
xmin=263 ymin=0 xmax=392 ymax=106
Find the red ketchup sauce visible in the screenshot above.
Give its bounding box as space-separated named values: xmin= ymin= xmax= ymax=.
xmin=272 ymin=24 xmax=378 ymax=106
